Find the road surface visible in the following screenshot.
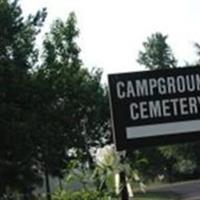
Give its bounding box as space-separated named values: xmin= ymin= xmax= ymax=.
xmin=150 ymin=180 xmax=200 ymax=200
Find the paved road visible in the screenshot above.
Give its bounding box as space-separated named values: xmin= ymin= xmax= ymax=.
xmin=150 ymin=180 xmax=200 ymax=200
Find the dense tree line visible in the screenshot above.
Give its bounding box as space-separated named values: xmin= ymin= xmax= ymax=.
xmin=0 ymin=0 xmax=109 ymax=199
xmin=0 ymin=0 xmax=47 ymax=196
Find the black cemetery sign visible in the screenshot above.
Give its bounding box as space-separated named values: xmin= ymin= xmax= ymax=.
xmin=108 ymin=66 xmax=200 ymax=150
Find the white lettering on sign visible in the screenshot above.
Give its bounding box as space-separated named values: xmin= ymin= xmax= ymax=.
xmin=149 ymin=78 xmax=157 ymax=95
xmin=127 ymin=81 xmax=136 ymax=98
xmin=177 ymin=76 xmax=186 ymax=93
xmin=116 ymin=74 xmax=200 ymax=99
xmin=135 ymin=79 xmax=149 ymax=96
xmin=129 ymin=103 xmax=139 ymax=120
xmin=129 ymin=96 xmax=200 ymax=120
xmin=186 ymin=75 xmax=195 ymax=92
xmin=158 ymin=77 xmax=167 ymax=95
xmin=149 ymin=100 xmax=162 ymax=118
xmin=167 ymin=77 xmax=176 ymax=94
xmin=115 ymin=73 xmax=200 ymax=121
xmin=116 ymin=81 xmax=125 ymax=99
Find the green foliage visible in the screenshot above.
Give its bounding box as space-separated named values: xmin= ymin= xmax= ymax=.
xmin=53 ymin=160 xmax=118 ymax=200
xmin=31 ymin=11 xmax=110 ymax=199
xmin=0 ymin=3 xmax=110 ymax=197
xmin=194 ymin=43 xmax=200 ymax=65
xmin=39 ymin=12 xmax=110 ymax=174
xmin=0 ymin=0 xmax=46 ymax=196
xmin=136 ymin=33 xmax=198 ymax=182
xmin=137 ymin=32 xmax=177 ymax=70
xmin=136 ymin=33 xmax=200 ymax=183
xmin=53 ymin=189 xmax=100 ymax=200
xmin=52 ymin=146 xmax=146 ymax=200
xmin=128 ymin=149 xmax=166 ymax=182
xmin=0 ymin=0 xmax=47 ymax=67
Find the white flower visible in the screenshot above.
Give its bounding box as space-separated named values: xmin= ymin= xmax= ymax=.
xmin=139 ymin=182 xmax=146 ymax=193
xmin=96 ymin=144 xmax=120 ymax=168
xmin=133 ymin=172 xmax=140 ymax=181
xmin=158 ymin=174 xmax=165 ymax=181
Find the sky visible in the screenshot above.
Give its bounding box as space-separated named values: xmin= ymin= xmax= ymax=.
xmin=20 ymin=0 xmax=200 ymax=82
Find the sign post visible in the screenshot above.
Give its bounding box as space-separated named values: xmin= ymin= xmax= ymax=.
xmin=120 ymin=151 xmax=129 ymax=200
xmin=108 ymin=66 xmax=200 ymax=151
xmin=120 ymin=171 xmax=128 ymax=200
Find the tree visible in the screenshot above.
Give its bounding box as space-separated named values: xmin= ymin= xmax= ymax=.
xmin=0 ymin=3 xmax=109 ymax=199
xmin=194 ymin=43 xmax=200 ymax=65
xmin=0 ymin=0 xmax=46 ymax=197
xmin=136 ymin=32 xmax=180 ymax=182
xmin=137 ymin=32 xmax=177 ymax=70
xmin=137 ymin=33 xmax=200 ymax=182
xmin=34 ymin=12 xmax=109 ymax=199
xmin=41 ymin=12 xmax=110 ymax=160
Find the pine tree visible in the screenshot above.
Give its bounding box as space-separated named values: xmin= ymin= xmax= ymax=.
xmin=0 ymin=0 xmax=46 ymax=197
xmin=136 ymin=32 xmax=179 ymax=182
xmin=137 ymin=32 xmax=177 ymax=70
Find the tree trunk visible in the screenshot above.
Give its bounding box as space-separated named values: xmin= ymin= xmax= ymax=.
xmin=23 ymin=189 xmax=30 ymax=200
xmin=58 ymin=177 xmax=63 ymax=190
xmin=44 ymin=166 xmax=51 ymax=200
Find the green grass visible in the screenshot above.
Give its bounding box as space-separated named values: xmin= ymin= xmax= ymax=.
xmin=134 ymin=191 xmax=180 ymax=200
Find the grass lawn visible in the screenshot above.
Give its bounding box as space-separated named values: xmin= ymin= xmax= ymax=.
xmin=134 ymin=191 xmax=180 ymax=200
